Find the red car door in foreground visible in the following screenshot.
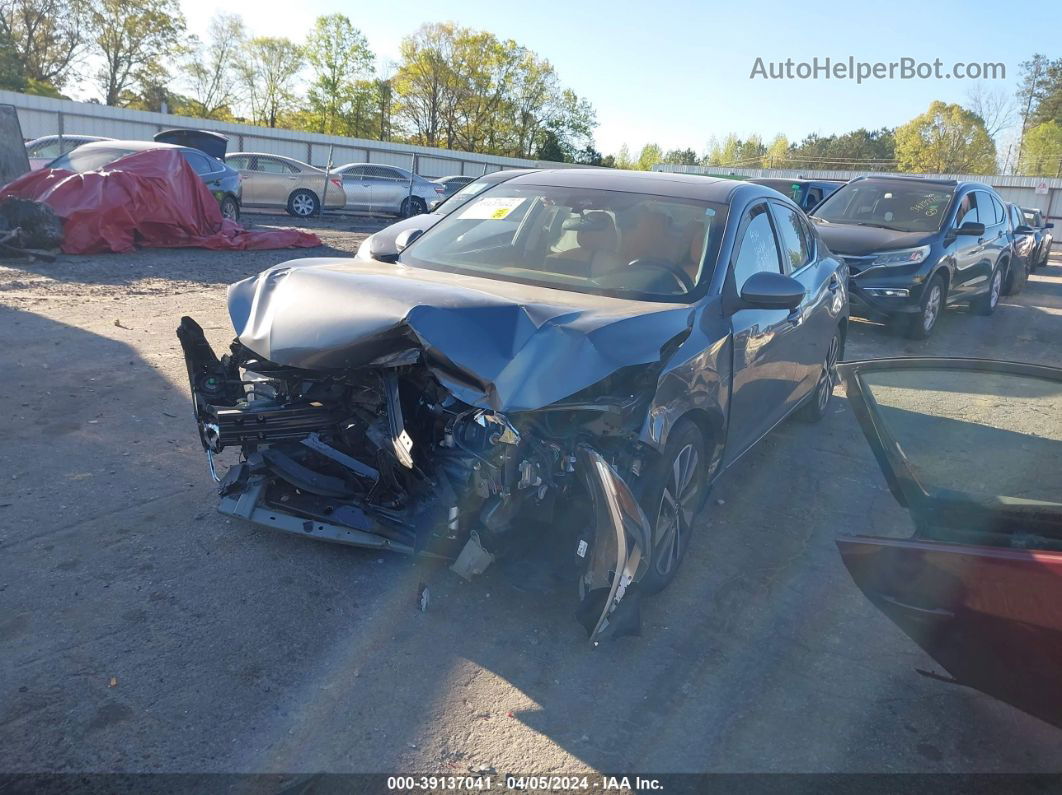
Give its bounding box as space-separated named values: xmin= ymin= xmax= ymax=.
xmin=836 ymin=357 xmax=1062 ymax=727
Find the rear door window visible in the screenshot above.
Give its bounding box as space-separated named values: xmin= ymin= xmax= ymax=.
xmin=180 ymin=150 xmax=214 ymax=175
xmin=256 ymin=158 xmax=293 ymax=174
xmin=769 ymin=203 xmax=812 ymax=272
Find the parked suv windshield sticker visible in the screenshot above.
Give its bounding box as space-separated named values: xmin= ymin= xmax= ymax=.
xmin=459 ymin=196 xmax=526 ymax=220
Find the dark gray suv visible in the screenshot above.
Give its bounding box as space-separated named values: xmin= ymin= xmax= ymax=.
xmin=810 ymin=176 xmax=1012 ymax=339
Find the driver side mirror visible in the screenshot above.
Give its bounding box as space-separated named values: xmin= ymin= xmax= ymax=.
xmin=739 ymin=271 xmax=805 ymax=310
xmin=954 ymin=221 xmax=985 ymax=237
xmin=394 ymin=228 xmax=424 ymax=253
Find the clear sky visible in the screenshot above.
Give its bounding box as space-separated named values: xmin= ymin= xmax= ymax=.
xmin=177 ymin=0 xmax=1062 ymax=156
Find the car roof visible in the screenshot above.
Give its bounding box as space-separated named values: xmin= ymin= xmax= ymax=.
xmin=27 ymin=134 xmax=113 ymax=145
xmin=228 ymin=152 xmax=315 ymax=168
xmin=750 ymin=177 xmax=845 ymax=187
xmin=507 ymin=168 xmax=749 ymax=202
xmin=71 ymin=140 xmax=186 ymax=153
xmin=848 ymin=174 xmax=960 ymax=186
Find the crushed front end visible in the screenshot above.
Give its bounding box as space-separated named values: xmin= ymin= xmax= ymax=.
xmin=177 ymin=316 xmax=656 ymax=642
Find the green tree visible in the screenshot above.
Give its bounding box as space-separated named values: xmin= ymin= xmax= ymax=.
xmin=0 ymin=26 xmax=25 ymax=90
xmin=1030 ymin=60 xmax=1062 ymax=128
xmin=305 ymin=14 xmax=374 ymax=135
xmin=662 ymin=147 xmax=698 ymax=165
xmin=1018 ymin=121 xmax=1062 ymax=176
xmin=89 ymin=0 xmax=185 ymax=106
xmin=1016 ymin=54 xmax=1060 ymax=163
xmin=636 ymin=142 xmax=662 ymax=170
xmin=392 ymin=23 xmax=597 ymax=158
xmin=894 ymin=101 xmax=997 ymax=174
xmin=238 ymin=36 xmax=302 ymax=128
xmin=763 ymin=134 xmax=789 ymax=168
xmin=182 ymin=13 xmax=245 ymax=119
xmin=0 ymin=0 xmax=87 ymax=91
xmin=613 ymin=143 xmax=633 ymax=169
xmin=787 ymin=127 xmax=896 ymax=170
xmin=374 ymin=77 xmax=393 ymax=141
xmin=535 ymin=129 xmax=565 ymax=162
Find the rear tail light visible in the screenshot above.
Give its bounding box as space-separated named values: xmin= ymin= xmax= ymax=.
xmin=330 ymin=178 xmax=343 ymax=191
xmin=435 ymin=186 xmax=445 ymax=193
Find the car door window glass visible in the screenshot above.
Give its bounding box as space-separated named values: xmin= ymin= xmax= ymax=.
xmin=955 ymin=193 xmax=979 ymax=228
xmin=180 ymin=150 xmax=213 ymax=175
xmin=31 ymin=140 xmax=60 ymax=158
xmin=975 ymin=192 xmax=1001 ymax=226
xmin=227 ymin=156 xmax=248 ymax=170
xmin=991 ymin=196 xmax=1006 ymax=226
xmin=733 ymin=204 xmax=783 ymax=290
xmin=256 ymin=158 xmax=292 ymax=174
xmin=770 ymin=203 xmax=811 ymax=272
xmin=857 ymin=367 xmax=1062 ymax=506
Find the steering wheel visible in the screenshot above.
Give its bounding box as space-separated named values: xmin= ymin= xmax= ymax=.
xmin=627 ymin=258 xmax=696 ymax=293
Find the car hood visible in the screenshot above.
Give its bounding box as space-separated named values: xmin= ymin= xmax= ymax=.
xmin=812 ymin=220 xmax=935 ymax=255
xmin=227 ymin=258 xmax=694 ymax=412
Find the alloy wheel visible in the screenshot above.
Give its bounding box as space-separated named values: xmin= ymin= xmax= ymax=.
xmin=292 ymin=194 xmax=315 ymax=216
xmin=816 ymin=335 xmax=840 ymax=412
xmin=654 ymin=444 xmax=701 ymax=578
xmin=922 ymin=284 xmax=942 ymax=333
xmin=990 ymin=269 xmax=1002 ymax=309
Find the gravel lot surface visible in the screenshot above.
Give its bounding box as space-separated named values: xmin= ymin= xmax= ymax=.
xmin=2 ymin=212 xmax=1062 ymax=775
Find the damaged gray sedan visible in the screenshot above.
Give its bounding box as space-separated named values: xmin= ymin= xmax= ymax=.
xmin=178 ymin=169 xmax=848 ymax=642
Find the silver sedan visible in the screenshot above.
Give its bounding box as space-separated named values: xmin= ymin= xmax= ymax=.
xmin=331 ymin=163 xmax=445 ymax=217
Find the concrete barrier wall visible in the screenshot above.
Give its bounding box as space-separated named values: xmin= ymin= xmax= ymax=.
xmin=1 ymin=90 xmax=561 ymax=178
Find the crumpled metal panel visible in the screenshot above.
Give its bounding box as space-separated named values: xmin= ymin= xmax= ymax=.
xmin=228 ymin=258 xmax=695 ymax=412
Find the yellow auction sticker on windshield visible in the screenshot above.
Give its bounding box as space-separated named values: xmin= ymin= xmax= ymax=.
xmin=459 ymin=196 xmax=526 ymax=220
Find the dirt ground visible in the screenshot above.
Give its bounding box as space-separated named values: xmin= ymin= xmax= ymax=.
xmin=2 ymin=212 xmax=1062 ymax=775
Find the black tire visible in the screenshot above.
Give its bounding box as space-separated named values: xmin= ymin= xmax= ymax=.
xmin=638 ymin=418 xmax=709 ymax=595
xmin=905 ymin=273 xmax=946 ymax=339
xmin=1041 ymin=244 xmax=1053 ymax=269
xmin=1002 ymin=258 xmax=1023 ymax=296
xmin=797 ymin=330 xmax=842 ymax=423
xmin=400 ymin=196 xmax=426 ymax=218
xmin=972 ymin=264 xmax=1003 ymax=316
xmin=219 ymin=195 xmax=240 ymax=222
xmin=287 ymin=189 xmax=320 ymax=218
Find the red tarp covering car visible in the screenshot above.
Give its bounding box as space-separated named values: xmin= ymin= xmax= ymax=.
xmin=0 ymin=148 xmax=322 ymax=254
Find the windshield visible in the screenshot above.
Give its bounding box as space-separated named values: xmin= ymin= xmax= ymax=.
xmin=400 ymin=184 xmax=727 ymax=301
xmin=812 ymin=181 xmax=954 ymax=233
xmin=432 ymin=179 xmax=495 ymax=213
xmin=48 ymin=146 xmax=138 ymax=173
xmin=1023 ymin=210 xmax=1040 ymax=226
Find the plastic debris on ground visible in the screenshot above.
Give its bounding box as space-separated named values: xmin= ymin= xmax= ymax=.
xmin=0 ymin=148 xmax=322 ymax=254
